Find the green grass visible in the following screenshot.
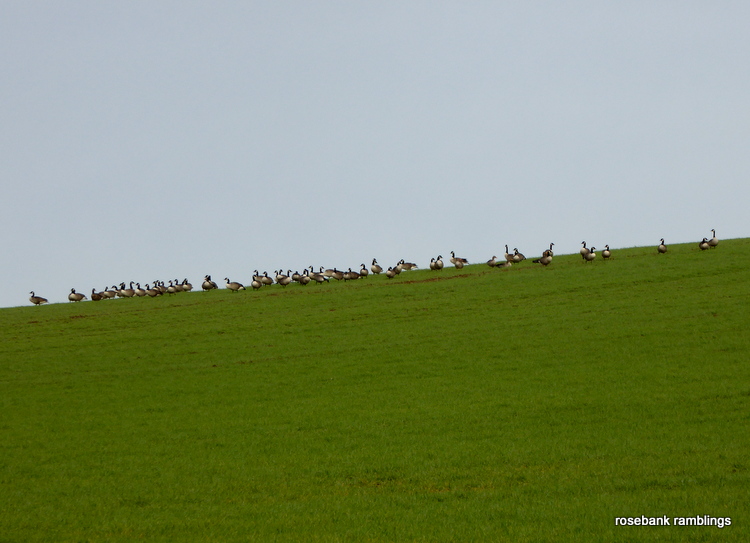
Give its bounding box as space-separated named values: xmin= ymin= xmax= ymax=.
xmin=1 ymin=240 xmax=749 ymax=541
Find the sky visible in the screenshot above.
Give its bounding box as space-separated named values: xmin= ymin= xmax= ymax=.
xmin=2 ymin=2 xmax=748 ymax=307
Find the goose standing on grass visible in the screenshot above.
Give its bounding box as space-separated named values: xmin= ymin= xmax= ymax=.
xmin=429 ymin=258 xmax=437 ymax=270
xmin=602 ymin=245 xmax=611 ymax=260
xmin=699 ymin=238 xmax=710 ymax=251
xmin=487 ymin=256 xmax=498 ymax=267
xmin=29 ymin=291 xmax=48 ymax=305
xmin=261 ymin=272 xmax=274 ymax=286
xmin=385 ymin=267 xmax=397 ymax=279
xmin=504 ymin=245 xmax=514 ymax=264
xmin=359 ymin=264 xmax=369 ymax=278
xmin=371 ymin=259 xmax=383 ymax=275
xmin=708 ymin=229 xmax=719 ymax=248
xmin=658 ymin=239 xmax=667 ymax=254
xmin=102 ymin=287 xmax=117 ymax=299
xmin=277 ymin=272 xmax=293 ymax=287
xmin=202 ymin=275 xmax=218 ymax=290
xmin=91 ymin=288 xmax=103 ymax=301
xmin=68 ymin=288 xmax=86 ymax=302
xmin=119 ymin=282 xmax=135 ymax=298
xmin=135 ymin=283 xmax=147 ymax=297
xmin=167 ymin=281 xmax=178 ymax=295
xmin=181 ymin=279 xmax=193 ymax=292
xmin=145 ymin=284 xmax=160 ymax=297
xmin=547 ymin=243 xmax=555 ymax=257
xmin=435 ymin=255 xmax=444 ymax=270
xmin=580 ymin=241 xmax=590 ymax=260
xmin=532 ymin=245 xmax=553 ymax=267
xmin=399 ymin=259 xmax=418 ymax=270
xmin=251 ymin=277 xmax=263 ymax=290
xmin=225 ymin=278 xmax=245 ymax=292
xmin=512 ymin=248 xmax=526 ymax=263
xmin=584 ymin=247 xmax=597 ymax=263
xmin=450 ymin=251 xmax=468 ymax=266
xmin=299 ymin=271 xmax=311 ymax=286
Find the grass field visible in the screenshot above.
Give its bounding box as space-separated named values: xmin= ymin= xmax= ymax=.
xmin=1 ymin=240 xmax=748 ymax=541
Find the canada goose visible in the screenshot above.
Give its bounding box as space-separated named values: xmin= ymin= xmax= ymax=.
xmin=202 ymin=275 xmax=218 ymax=290
xmin=331 ymin=269 xmax=345 ymax=281
xmin=580 ymin=241 xmax=590 ymax=260
xmin=435 ymin=255 xmax=444 ymax=270
xmin=291 ymin=270 xmax=301 ymax=282
xmin=91 ymin=288 xmax=103 ymax=301
xmin=658 ymin=239 xmax=667 ymax=254
xmin=344 ymin=268 xmax=359 ymax=281
xmin=385 ymin=267 xmax=397 ymax=279
xmin=532 ymin=254 xmax=553 ymax=266
xmin=172 ymin=279 xmax=184 ymax=293
xmin=708 ymin=229 xmax=718 ymax=248
xmin=584 ymin=247 xmax=596 ymax=263
xmin=134 ymin=283 xmax=147 ymax=297
xmin=145 ymin=284 xmax=160 ymax=297
xmin=399 ymin=259 xmax=418 ymax=270
xmin=181 ymin=279 xmax=193 ymax=292
xmin=261 ymin=272 xmax=274 ymax=286
xmin=371 ymin=259 xmax=383 ymax=274
xmin=547 ymin=243 xmax=555 ymax=257
xmin=359 ymin=264 xmax=369 ymax=278
xmin=487 ymin=256 xmax=498 ymax=267
xmin=277 ymin=272 xmax=293 ymax=287
xmin=299 ymin=272 xmax=311 ymax=286
xmin=429 ymin=258 xmax=437 ymax=270
xmin=119 ymin=282 xmax=135 ymax=298
xmin=504 ymin=245 xmax=514 ymax=264
xmin=167 ymin=281 xmax=178 ymax=295
xmin=496 ymin=261 xmax=512 ymax=268
xmin=251 ymin=278 xmax=263 ymax=290
xmin=225 ymin=278 xmax=245 ymax=292
xmin=393 ymin=261 xmax=403 ymax=274
xmin=68 ymin=288 xmax=86 ymax=302
xmin=309 ymin=268 xmax=327 ymax=284
xmin=29 ymin=291 xmax=48 ymax=305
xmin=450 ymin=251 xmax=468 ymax=265
xmin=512 ymin=248 xmax=526 ymax=263
xmin=602 ymin=245 xmax=611 ymax=259
xmin=699 ymin=238 xmax=710 ymax=251
xmin=101 ymin=287 xmax=117 ymax=299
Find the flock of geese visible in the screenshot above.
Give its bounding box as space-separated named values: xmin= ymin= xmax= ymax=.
xmin=28 ymin=230 xmax=720 ymax=306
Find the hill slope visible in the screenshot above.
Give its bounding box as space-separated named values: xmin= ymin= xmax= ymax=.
xmin=1 ymin=240 xmax=748 ymax=541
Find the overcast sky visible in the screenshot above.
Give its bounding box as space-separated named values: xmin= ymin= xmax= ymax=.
xmin=2 ymin=2 xmax=748 ymax=307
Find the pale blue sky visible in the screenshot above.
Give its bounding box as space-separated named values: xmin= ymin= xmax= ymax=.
xmin=2 ymin=2 xmax=748 ymax=307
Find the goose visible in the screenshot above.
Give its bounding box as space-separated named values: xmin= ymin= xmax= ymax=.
xmin=394 ymin=261 xmax=404 ymax=273
xmin=580 ymin=241 xmax=590 ymax=260
xmin=435 ymin=255 xmax=444 ymax=270
xmin=225 ymin=278 xmax=245 ymax=292
xmin=309 ymin=269 xmax=327 ymax=284
xmin=277 ymin=272 xmax=293 ymax=287
xmin=291 ymin=270 xmax=301 ymax=282
xmin=547 ymin=243 xmax=555 ymax=257
xmin=450 ymin=251 xmax=468 ymax=265
xmin=602 ymin=245 xmax=611 ymax=259
xmin=261 ymin=272 xmax=274 ymax=286
xmin=584 ymin=247 xmax=597 ymax=263
xmin=134 ymin=283 xmax=147 ymax=297
xmin=708 ymin=229 xmax=719 ymax=248
xmin=101 ymin=286 xmax=117 ymax=299
xmin=251 ymin=278 xmax=263 ymax=290
xmin=504 ymin=245 xmax=514 ymax=264
xmin=487 ymin=256 xmax=498 ymax=267
xmin=371 ymin=259 xmax=383 ymax=274
xmin=172 ymin=279 xmax=184 ymax=293
xmin=29 ymin=291 xmax=48 ymax=305
xmin=385 ymin=267 xmax=397 ymax=279
xmin=359 ymin=264 xmax=369 ymax=278
xmin=399 ymin=259 xmax=418 ymax=270
xmin=344 ymin=268 xmax=359 ymax=281
xmin=699 ymin=238 xmax=710 ymax=251
xmin=202 ymin=275 xmax=218 ymax=290
xmin=429 ymin=258 xmax=437 ymax=270
xmin=532 ymin=254 xmax=553 ymax=266
xmin=145 ymin=284 xmax=160 ymax=297
xmin=167 ymin=280 xmax=179 ymax=295
xmin=91 ymin=288 xmax=103 ymax=301
xmin=454 ymin=258 xmax=464 ymax=269
xmin=119 ymin=282 xmax=135 ymax=298
xmin=331 ymin=269 xmax=345 ymax=281
xmin=658 ymin=239 xmax=667 ymax=254
xmin=512 ymin=248 xmax=526 ymax=263
xmin=298 ymin=272 xmax=311 ymax=286
xmin=68 ymin=288 xmax=86 ymax=302
xmin=181 ymin=279 xmax=193 ymax=292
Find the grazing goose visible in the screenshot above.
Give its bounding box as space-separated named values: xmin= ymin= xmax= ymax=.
xmin=504 ymin=245 xmax=514 ymax=264
xmin=435 ymin=255 xmax=444 ymax=270
xmin=91 ymin=288 xmax=103 ymax=301
xmin=580 ymin=241 xmax=590 ymax=260
xmin=487 ymin=256 xmax=498 ymax=267
xmin=699 ymin=238 xmax=710 ymax=251
xmin=359 ymin=264 xmax=369 ymax=278
xmin=385 ymin=267 xmax=397 ymax=279
xmin=512 ymin=248 xmax=526 ymax=263
xmin=602 ymin=245 xmax=611 ymax=259
xmin=371 ymin=259 xmax=383 ymax=275
xmin=68 ymin=288 xmax=86 ymax=302
xmin=658 ymin=239 xmax=667 ymax=254
xmin=708 ymin=229 xmax=719 ymax=248
xmin=202 ymin=275 xmax=218 ymax=290
xmin=584 ymin=247 xmax=597 ymax=263
xmin=29 ymin=291 xmax=48 ymax=305
xmin=225 ymin=278 xmax=245 ymax=292
xmin=134 ymin=283 xmax=147 ymax=297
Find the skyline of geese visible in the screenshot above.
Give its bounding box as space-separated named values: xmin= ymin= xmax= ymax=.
xmin=28 ymin=230 xmax=721 ymax=305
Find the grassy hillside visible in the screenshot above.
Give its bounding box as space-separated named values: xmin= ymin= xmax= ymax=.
xmin=1 ymin=240 xmax=748 ymax=541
